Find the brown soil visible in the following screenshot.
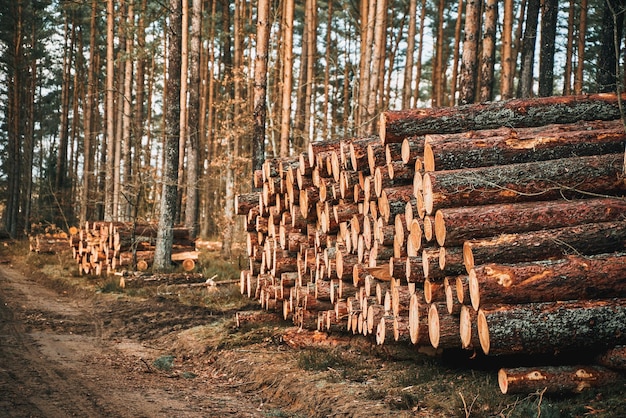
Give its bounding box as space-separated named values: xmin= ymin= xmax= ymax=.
xmin=1 ymin=242 xmax=625 ymax=417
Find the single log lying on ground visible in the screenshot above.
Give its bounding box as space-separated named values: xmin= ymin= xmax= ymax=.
xmin=380 ymin=93 xmax=625 ymax=143
xmin=498 ymin=365 xmax=621 ymax=394
xmin=463 ymin=220 xmax=626 ymax=273
xmin=469 ymin=253 xmax=626 ymax=310
xmin=422 ymin=153 xmax=626 ymax=215
xmin=434 ymin=197 xmax=626 ymax=247
xmin=477 ymin=299 xmax=626 ymax=356
xmin=423 ymin=119 xmax=626 ymax=172
xmin=120 ymin=272 xmax=205 ymax=288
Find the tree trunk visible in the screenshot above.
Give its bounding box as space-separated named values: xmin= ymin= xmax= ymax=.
xmin=516 ymin=0 xmax=540 ymax=98
xmin=252 ymin=0 xmax=269 ymax=174
xmin=478 ymin=299 xmax=626 ymax=356
xmin=380 ymin=93 xmax=626 ymax=143
xmin=469 ymin=253 xmax=626 ymax=310
xmin=459 ymin=0 xmax=481 ymax=105
xmin=597 ymin=0 xmax=624 ymax=92
xmin=104 ymin=0 xmax=116 ymax=221
xmin=423 ymin=153 xmax=626 ymax=215
xmin=574 ymin=0 xmax=587 ymax=95
xmin=463 ymin=220 xmax=626 ymax=273
xmin=154 ymin=0 xmax=182 ymax=271
xmin=500 ymin=0 xmax=514 ymax=99
xmin=366 ymin=0 xmax=387 ymax=135
xmin=185 ymin=0 xmax=202 ymax=238
xmin=279 ymin=0 xmax=294 ymax=157
xmin=563 ymin=0 xmax=575 ymax=95
xmin=479 ymin=0 xmax=497 ymax=102
xmin=538 ymin=0 xmax=558 ymax=97
xmin=449 ymin=0 xmax=463 ymax=106
xmin=402 ymin=0 xmax=417 ymax=108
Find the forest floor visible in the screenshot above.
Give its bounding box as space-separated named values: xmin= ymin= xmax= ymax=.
xmin=1 ymin=239 xmax=625 ymax=418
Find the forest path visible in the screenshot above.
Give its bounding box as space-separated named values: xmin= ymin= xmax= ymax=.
xmin=0 ymin=263 xmax=263 ymax=418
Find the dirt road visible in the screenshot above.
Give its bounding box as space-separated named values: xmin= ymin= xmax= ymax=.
xmin=0 ymin=263 xmax=263 ymax=418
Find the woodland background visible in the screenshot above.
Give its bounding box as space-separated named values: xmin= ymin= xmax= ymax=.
xmin=0 ymin=0 xmax=624 ymax=260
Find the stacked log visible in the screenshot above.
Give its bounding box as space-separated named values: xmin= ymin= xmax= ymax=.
xmin=69 ymin=221 xmax=198 ymax=276
xmin=236 ymin=93 xmax=626 ymax=394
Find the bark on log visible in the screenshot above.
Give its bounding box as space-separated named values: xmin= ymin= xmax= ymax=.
xmin=498 ymin=365 xmax=621 ymax=394
xmin=380 ymin=93 xmax=626 ymax=143
xmin=423 ymin=119 xmax=626 ymax=172
xmin=463 ymin=220 xmax=626 ymax=272
xmin=422 ymin=153 xmax=626 ymax=215
xmin=595 ymin=346 xmax=626 ymax=371
xmin=477 ymin=299 xmax=626 ymax=356
xmin=434 ymin=197 xmax=626 ymax=247
xmin=469 ymin=253 xmax=626 ymax=310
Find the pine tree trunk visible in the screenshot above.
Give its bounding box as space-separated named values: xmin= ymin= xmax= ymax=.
xmin=538 ymin=0 xmax=557 ymax=97
xmin=459 ymin=0 xmax=480 ymax=105
xmin=154 ymin=0 xmax=182 ymax=271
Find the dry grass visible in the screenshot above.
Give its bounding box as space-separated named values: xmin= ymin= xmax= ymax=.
xmin=4 ymin=239 xmax=626 ymax=418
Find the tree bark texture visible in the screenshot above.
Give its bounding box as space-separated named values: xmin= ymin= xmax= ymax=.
xmin=477 ymin=299 xmax=626 ymax=355
xmin=380 ymin=93 xmax=626 ymax=143
xmin=469 ymin=253 xmax=626 ymax=310
xmin=423 ymin=119 xmax=626 ymax=172
xmin=463 ymin=220 xmax=626 ymax=272
xmin=434 ymin=197 xmax=626 ymax=247
xmin=422 ymin=153 xmax=626 ymax=215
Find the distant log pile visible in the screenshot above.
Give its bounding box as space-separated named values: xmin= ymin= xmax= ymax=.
xmin=30 ymin=221 xmax=203 ymax=277
xmin=236 ymin=93 xmax=626 ymax=394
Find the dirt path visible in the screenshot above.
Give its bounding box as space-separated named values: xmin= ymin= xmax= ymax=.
xmin=0 ymin=264 xmax=264 ymax=418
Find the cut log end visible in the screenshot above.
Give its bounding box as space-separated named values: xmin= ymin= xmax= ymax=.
xmin=409 ymin=293 xmax=421 ymax=345
xmin=434 ymin=210 xmax=446 ymax=247
xmin=428 ymin=303 xmax=440 ymax=349
xmin=423 ymin=143 xmax=435 ymax=172
xmin=422 ymin=174 xmax=433 ymax=215
xmin=181 ymin=258 xmax=196 ymax=272
xmin=463 ymin=241 xmax=475 ymax=273
xmin=460 ymin=306 xmax=473 ymax=349
xmin=468 ymin=268 xmax=480 ymax=311
xmin=498 ymin=368 xmax=509 ymax=394
xmin=477 ymin=309 xmax=490 ymax=355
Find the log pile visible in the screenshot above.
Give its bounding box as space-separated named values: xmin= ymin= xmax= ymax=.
xmin=68 ymin=221 xmax=199 ymax=276
xmin=236 ymin=94 xmax=626 ymax=394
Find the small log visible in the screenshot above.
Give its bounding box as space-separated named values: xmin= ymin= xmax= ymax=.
xmin=380 ymin=93 xmax=626 ymax=143
xmin=498 ymin=365 xmax=622 ymax=395
xmin=477 ymin=299 xmax=626 ymax=356
xmin=463 ymin=220 xmax=626 ymax=273
xmin=422 ymin=153 xmax=626 ymax=215
xmin=235 ymin=310 xmax=283 ymax=328
xmin=468 ymin=253 xmax=626 ymax=310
